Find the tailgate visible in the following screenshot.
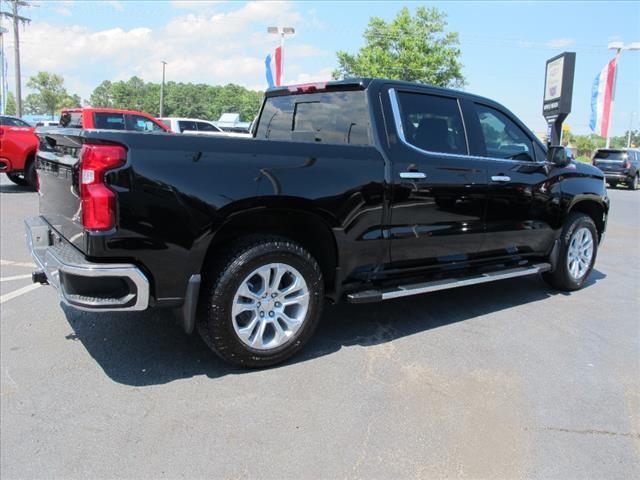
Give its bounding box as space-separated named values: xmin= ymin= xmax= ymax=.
xmin=36 ymin=130 xmax=85 ymax=252
xmin=593 ymin=151 xmax=627 ymax=172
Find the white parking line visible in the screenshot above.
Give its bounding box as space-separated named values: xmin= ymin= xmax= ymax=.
xmin=0 ymin=259 xmax=36 ymax=268
xmin=1 ymin=274 xmax=33 ymax=283
xmin=0 ymin=284 xmax=41 ymax=304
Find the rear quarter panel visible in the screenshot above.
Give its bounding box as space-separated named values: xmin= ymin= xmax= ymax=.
xmin=78 ymin=131 xmax=385 ymax=304
xmin=1 ymin=126 xmax=37 ymax=171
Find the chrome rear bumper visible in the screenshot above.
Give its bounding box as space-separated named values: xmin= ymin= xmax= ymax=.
xmin=25 ymin=216 xmax=149 ymax=311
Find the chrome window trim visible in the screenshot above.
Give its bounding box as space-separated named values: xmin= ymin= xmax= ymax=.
xmin=388 ymin=88 xmax=544 ymax=165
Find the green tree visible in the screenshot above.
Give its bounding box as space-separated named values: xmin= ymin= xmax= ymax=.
xmin=332 ymin=6 xmax=464 ymax=87
xmin=88 ymin=77 xmax=264 ymax=121
xmin=573 ymin=134 xmax=606 ymax=156
xmin=24 ymin=71 xmax=80 ymax=117
xmin=609 ymin=130 xmax=639 ymax=148
xmin=3 ymin=91 xmax=16 ymax=115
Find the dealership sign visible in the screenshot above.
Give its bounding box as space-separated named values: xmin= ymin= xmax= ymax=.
xmin=542 ymin=52 xmax=576 ymax=145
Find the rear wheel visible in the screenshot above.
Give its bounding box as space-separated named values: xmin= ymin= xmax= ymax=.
xmin=197 ymin=236 xmax=324 ymax=367
xmin=629 ymin=174 xmax=639 ymax=190
xmin=6 ymin=172 xmax=29 ymax=186
xmin=543 ymin=212 xmax=598 ymax=291
xmin=24 ymin=159 xmax=37 ymax=189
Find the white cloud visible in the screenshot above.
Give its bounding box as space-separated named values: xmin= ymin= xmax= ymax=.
xmin=4 ymin=1 xmax=331 ymax=100
xmin=546 ymin=38 xmax=575 ymax=48
xmin=170 ymin=0 xmax=226 ymax=10
xmin=53 ymin=6 xmax=72 ymax=16
xmin=106 ymin=1 xmax=124 ymax=12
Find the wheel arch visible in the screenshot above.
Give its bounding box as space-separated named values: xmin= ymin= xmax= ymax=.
xmin=567 ymin=198 xmax=607 ymax=241
xmin=201 ymin=205 xmax=340 ymax=297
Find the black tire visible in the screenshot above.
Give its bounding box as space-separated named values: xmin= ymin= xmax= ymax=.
xmin=5 ymin=172 xmax=29 ymax=186
xmin=629 ymin=174 xmax=639 ymax=191
xmin=24 ymin=159 xmax=37 ymax=189
xmin=543 ymin=212 xmax=598 ymax=291
xmin=197 ymin=236 xmax=324 ymax=368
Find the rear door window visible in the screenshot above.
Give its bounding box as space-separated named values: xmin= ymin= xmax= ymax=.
xmin=396 ymin=91 xmax=468 ymax=155
xmin=256 ymin=90 xmax=371 ymax=145
xmin=129 ymin=115 xmax=165 ymax=132
xmin=93 ymin=112 xmax=125 ymax=130
xmin=195 ymin=121 xmax=219 ymax=132
xmin=178 ymin=120 xmax=198 ymax=132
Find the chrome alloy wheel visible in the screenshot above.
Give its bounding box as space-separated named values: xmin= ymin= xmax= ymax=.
xmin=231 ymin=263 xmax=310 ymax=350
xmin=567 ymin=227 xmax=594 ymax=280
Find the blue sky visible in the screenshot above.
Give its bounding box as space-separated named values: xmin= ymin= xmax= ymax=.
xmin=2 ymin=0 xmax=639 ymax=135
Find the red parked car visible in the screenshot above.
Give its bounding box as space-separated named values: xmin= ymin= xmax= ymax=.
xmin=0 ymin=115 xmax=39 ymax=187
xmin=59 ymin=108 xmax=170 ymax=132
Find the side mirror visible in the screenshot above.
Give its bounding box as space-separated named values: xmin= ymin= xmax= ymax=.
xmin=547 ymin=145 xmax=570 ymax=167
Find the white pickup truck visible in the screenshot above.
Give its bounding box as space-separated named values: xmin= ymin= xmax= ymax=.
xmin=158 ymin=117 xmax=250 ymax=138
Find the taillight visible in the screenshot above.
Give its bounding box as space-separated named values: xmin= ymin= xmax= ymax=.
xmin=79 ymin=144 xmax=126 ymax=231
xmin=623 ymin=160 xmax=631 ymax=169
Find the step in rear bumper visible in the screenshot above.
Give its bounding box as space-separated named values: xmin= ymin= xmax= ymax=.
xmin=25 ymin=216 xmax=149 ymax=311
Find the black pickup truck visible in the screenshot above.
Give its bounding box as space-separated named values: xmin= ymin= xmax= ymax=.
xmin=27 ymin=78 xmax=609 ymax=367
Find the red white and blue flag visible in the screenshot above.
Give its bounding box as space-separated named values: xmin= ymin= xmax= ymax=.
xmin=265 ymin=46 xmax=282 ymax=88
xmin=589 ymin=57 xmax=618 ymax=138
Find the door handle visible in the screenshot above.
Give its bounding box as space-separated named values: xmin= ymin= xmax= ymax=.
xmin=400 ymin=171 xmax=426 ymax=179
xmin=491 ymin=175 xmax=511 ymax=183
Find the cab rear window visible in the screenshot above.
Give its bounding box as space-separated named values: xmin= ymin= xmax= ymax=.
xmin=256 ymin=91 xmax=371 ymax=145
xmin=93 ymin=112 xmax=126 ymax=130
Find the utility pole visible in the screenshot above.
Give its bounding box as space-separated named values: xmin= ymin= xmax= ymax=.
xmin=159 ymin=60 xmax=166 ymax=117
xmin=628 ymin=112 xmax=636 ymax=148
xmin=0 ymin=26 xmax=7 ymax=115
xmin=1 ymin=1 xmax=31 ymax=117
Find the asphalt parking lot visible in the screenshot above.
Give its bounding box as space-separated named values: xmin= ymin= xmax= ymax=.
xmin=1 ymin=174 xmax=639 ymax=479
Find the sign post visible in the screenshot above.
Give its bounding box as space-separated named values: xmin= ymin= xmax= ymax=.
xmin=542 ymin=52 xmax=576 ymax=146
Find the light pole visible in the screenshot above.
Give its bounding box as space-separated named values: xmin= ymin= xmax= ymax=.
xmin=267 ymin=26 xmax=295 ymax=85
xmin=159 ymin=60 xmax=167 ymax=117
xmin=628 ymin=111 xmax=636 ymax=148
xmin=0 ymin=26 xmax=7 ymax=115
xmin=606 ymin=41 xmax=640 ymax=148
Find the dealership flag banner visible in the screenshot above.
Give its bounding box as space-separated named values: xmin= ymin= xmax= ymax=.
xmin=264 ymin=47 xmax=283 ymax=88
xmin=589 ymin=57 xmax=618 ymax=138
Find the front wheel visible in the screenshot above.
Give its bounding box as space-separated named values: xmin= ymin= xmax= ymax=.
xmin=197 ymin=236 xmax=324 ymax=367
xmin=543 ymin=212 xmax=598 ymax=291
xmin=6 ymin=172 xmax=29 ymax=186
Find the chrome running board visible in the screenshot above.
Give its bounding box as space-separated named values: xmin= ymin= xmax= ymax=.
xmin=346 ymin=263 xmax=551 ymax=304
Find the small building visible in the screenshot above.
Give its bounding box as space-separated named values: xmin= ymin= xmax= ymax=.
xmin=215 ymin=113 xmax=251 ymax=133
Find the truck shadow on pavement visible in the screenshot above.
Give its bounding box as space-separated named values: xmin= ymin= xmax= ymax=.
xmin=0 ymin=184 xmax=36 ymax=194
xmin=61 ymin=270 xmax=605 ymax=386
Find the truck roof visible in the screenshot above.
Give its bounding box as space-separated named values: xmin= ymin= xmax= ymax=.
xmin=61 ymin=107 xmax=158 ymax=117
xmin=266 ymin=77 xmax=497 ymax=106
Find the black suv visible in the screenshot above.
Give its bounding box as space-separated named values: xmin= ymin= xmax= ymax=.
xmin=593 ymin=148 xmax=640 ymax=190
